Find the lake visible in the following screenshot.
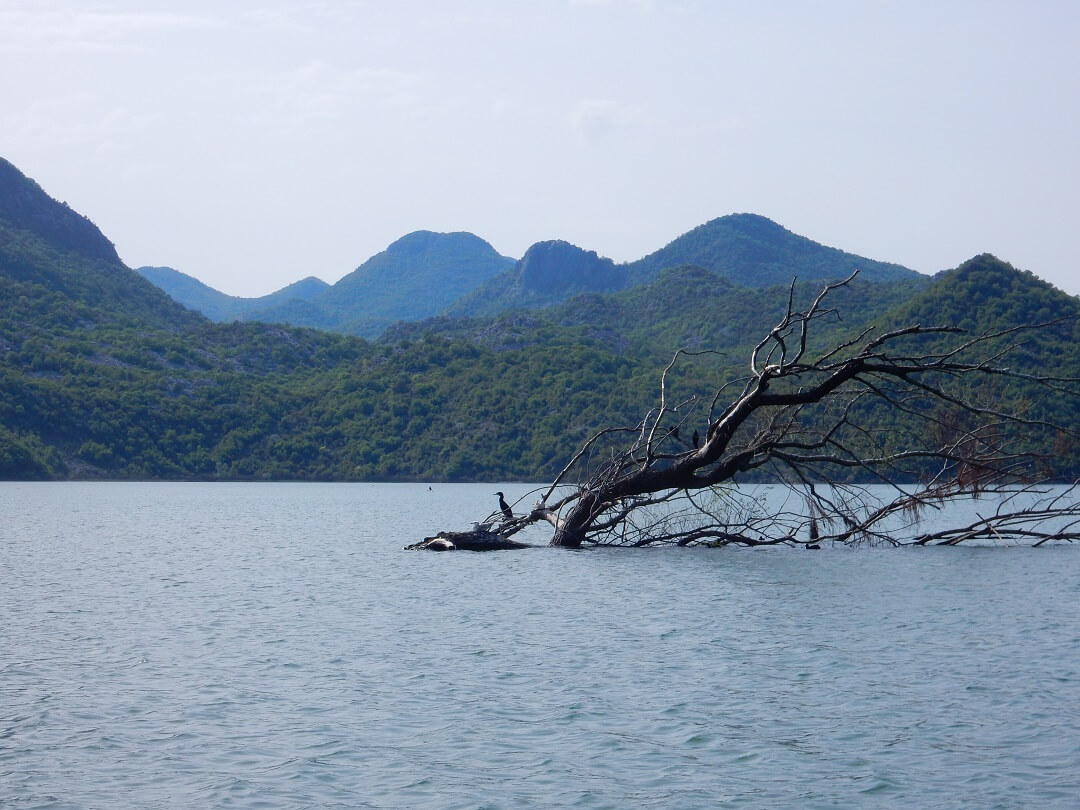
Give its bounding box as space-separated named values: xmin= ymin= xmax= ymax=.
xmin=2 ymin=482 xmax=1078 ymax=808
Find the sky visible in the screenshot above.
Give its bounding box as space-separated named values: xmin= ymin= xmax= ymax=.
xmin=2 ymin=0 xmax=1078 ymax=298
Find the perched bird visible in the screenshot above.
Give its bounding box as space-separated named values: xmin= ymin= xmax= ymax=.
xmin=692 ymin=429 xmax=699 ymax=448
xmin=495 ymin=491 xmax=513 ymax=521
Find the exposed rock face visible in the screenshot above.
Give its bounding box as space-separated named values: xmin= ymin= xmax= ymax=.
xmin=514 ymin=240 xmax=624 ymax=296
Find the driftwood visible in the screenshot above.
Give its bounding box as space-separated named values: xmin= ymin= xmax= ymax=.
xmin=406 ymin=528 xmax=532 ymax=552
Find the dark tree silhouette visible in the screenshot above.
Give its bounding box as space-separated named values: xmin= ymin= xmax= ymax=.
xmin=411 ymin=274 xmax=1080 ymax=551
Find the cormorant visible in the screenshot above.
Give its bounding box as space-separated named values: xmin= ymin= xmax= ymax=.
xmin=495 ymin=491 xmax=513 ymax=521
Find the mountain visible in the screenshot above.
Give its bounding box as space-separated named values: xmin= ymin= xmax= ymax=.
xmin=0 ymin=158 xmax=119 ymax=264
xmin=0 ymin=161 xmax=615 ymax=481
xmin=137 ymin=265 xmax=329 ymax=321
xmin=136 ymin=231 xmax=514 ymax=337
xmin=901 ymin=252 xmax=1079 ymax=330
xmin=625 ymin=213 xmax=919 ymax=287
xmin=0 ymin=157 xmax=372 ymax=479
xmin=0 ymin=158 xmax=198 ymax=331
xmin=2 ymin=155 xmax=1075 ymax=483
xmin=891 ymin=253 xmax=1080 ymax=393
xmin=443 ymin=214 xmax=919 ymax=321
xmin=444 ymin=240 xmax=625 ymax=318
xmin=240 ymin=230 xmax=515 ymax=337
xmin=140 ymin=214 xmax=919 ymax=334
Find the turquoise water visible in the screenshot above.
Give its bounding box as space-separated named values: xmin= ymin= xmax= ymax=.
xmin=2 ymin=482 xmax=1078 ymax=808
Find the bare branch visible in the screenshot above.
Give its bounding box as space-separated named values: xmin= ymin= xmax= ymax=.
xmin=425 ymin=274 xmax=1080 ymax=551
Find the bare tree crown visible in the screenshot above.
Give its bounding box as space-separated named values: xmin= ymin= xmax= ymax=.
xmin=413 ymin=271 xmax=1080 ymax=551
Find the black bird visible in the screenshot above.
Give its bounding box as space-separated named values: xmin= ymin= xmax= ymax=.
xmin=495 ymin=491 xmax=513 ymax=521
xmin=692 ymin=429 xmax=699 ymax=448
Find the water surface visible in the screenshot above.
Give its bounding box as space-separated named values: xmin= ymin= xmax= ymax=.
xmin=2 ymin=483 xmax=1078 ymax=808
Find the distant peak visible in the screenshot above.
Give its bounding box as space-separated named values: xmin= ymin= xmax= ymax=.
xmin=522 ymin=239 xmax=596 ymax=256
xmin=515 ymin=239 xmax=621 ymax=295
xmin=625 ymin=212 xmax=917 ymax=288
xmin=386 ymin=230 xmax=497 ymax=254
xmin=387 ymin=230 xmax=442 ymax=249
xmin=710 ymin=212 xmax=780 ymax=226
xmin=955 ymin=252 xmax=1007 ymax=270
xmin=698 ymin=213 xmax=788 ymax=234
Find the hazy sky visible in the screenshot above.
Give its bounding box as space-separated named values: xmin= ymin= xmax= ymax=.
xmin=2 ymin=0 xmax=1078 ymax=297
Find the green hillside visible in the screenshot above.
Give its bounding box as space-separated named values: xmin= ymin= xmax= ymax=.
xmin=0 ymin=160 xmax=644 ymax=480
xmin=626 ymin=214 xmax=919 ymax=287
xmin=443 ymin=215 xmax=922 ymax=321
xmin=444 ymin=239 xmax=626 ymax=318
xmin=242 ymin=230 xmax=514 ymax=336
xmin=138 ymin=230 xmax=514 ymax=337
xmin=140 ymin=213 xmax=921 ymax=334
xmin=137 ymin=266 xmax=330 ymax=321
xmin=1 ymin=157 xmax=1076 ymax=482
xmin=0 ymin=158 xmax=120 ymax=265
xmin=393 ymin=264 xmax=928 ymax=365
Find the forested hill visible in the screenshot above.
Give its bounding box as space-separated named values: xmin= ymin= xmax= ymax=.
xmin=624 ymin=214 xmax=918 ymax=287
xmin=0 ymin=160 xmax=197 ymax=331
xmin=388 ymin=265 xmax=929 ymax=366
xmin=270 ymin=230 xmax=515 ymax=337
xmin=443 ymin=240 xmax=626 ymax=318
xmin=0 ymin=159 xmax=366 ymax=478
xmin=0 ymin=158 xmax=119 ymax=264
xmin=893 ymin=254 xmax=1080 ymax=430
xmin=143 ymin=230 xmax=515 ymax=337
xmin=139 ymin=213 xmax=921 ymax=336
xmin=1 ymin=156 xmax=1076 ymax=482
xmin=137 ymin=266 xmax=330 ymax=322
xmin=0 ymin=158 xmax=645 ymax=481
xmin=400 ymin=215 xmax=924 ymax=323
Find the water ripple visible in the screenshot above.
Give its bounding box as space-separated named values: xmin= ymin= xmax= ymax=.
xmin=2 ymin=482 xmax=1078 ymax=808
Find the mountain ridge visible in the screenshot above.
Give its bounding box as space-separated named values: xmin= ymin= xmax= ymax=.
xmin=0 ymin=157 xmax=120 ymax=264
xmin=3 ymin=154 xmax=1077 ymax=482
xmin=152 ymin=229 xmax=516 ymax=336
xmin=624 ymin=213 xmax=917 ymax=287
xmin=137 ymin=266 xmax=330 ymax=322
xmin=291 ymin=229 xmax=515 ymax=337
xmin=142 ymin=214 xmax=925 ymax=335
xmin=0 ymin=160 xmax=199 ymax=331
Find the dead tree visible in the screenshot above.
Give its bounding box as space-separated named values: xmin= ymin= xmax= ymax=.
xmin=419 ymin=273 xmax=1080 ymax=550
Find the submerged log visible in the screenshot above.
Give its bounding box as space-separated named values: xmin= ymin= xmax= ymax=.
xmin=405 ymin=528 xmax=532 ymax=552
xmin=408 ymin=536 xmax=457 ymax=551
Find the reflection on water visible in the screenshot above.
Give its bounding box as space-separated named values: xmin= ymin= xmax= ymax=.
xmin=2 ymin=482 xmax=1078 ymax=808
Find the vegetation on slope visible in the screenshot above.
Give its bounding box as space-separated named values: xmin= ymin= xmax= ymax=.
xmin=242 ymin=230 xmax=514 ymax=336
xmin=137 ymin=266 xmax=329 ymax=321
xmin=625 ymin=213 xmax=919 ymax=287
xmin=1 ymin=158 xmax=1075 ymax=482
